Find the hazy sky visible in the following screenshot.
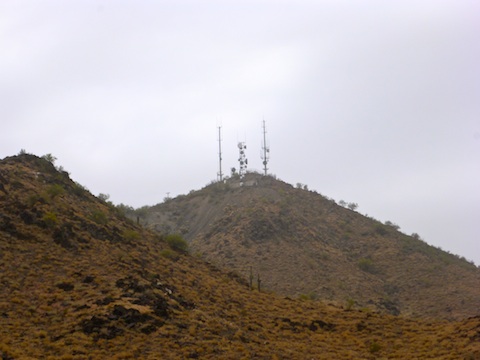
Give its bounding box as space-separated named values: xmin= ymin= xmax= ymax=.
xmin=2 ymin=1 xmax=479 ymax=265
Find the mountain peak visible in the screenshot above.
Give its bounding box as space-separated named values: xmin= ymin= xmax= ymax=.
xmin=140 ymin=172 xmax=480 ymax=320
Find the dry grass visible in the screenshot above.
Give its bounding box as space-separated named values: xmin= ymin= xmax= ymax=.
xmin=0 ymin=154 xmax=479 ymax=359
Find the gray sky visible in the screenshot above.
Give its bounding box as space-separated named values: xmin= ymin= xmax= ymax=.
xmin=2 ymin=1 xmax=479 ymax=265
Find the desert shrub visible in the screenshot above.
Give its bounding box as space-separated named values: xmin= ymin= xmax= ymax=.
xmin=115 ymin=203 xmax=134 ymax=216
xmin=374 ymin=224 xmax=388 ymax=236
xmin=27 ymin=193 xmax=49 ymax=206
xmin=41 ymin=153 xmax=57 ymax=165
xmin=98 ymin=193 xmax=110 ymax=202
xmin=411 ymin=232 xmax=422 ymax=241
xmin=369 ymin=341 xmax=382 ymax=353
xmin=72 ymin=182 xmax=89 ymax=197
xmin=358 ymin=258 xmax=376 ymax=273
xmin=345 ymin=298 xmax=355 ymax=311
xmin=123 ymin=229 xmax=140 ymax=241
xmin=133 ymin=206 xmax=150 ymax=219
xmin=347 ymin=202 xmax=358 ymax=211
xmin=160 ymin=249 xmax=179 ymax=260
xmin=385 ymin=220 xmax=400 ymax=230
xmin=299 ymin=292 xmax=317 ymax=301
xmin=90 ymin=210 xmax=108 ymax=225
xmin=165 ymin=234 xmax=188 ymax=253
xmin=46 ymin=184 xmax=65 ymax=199
xmin=42 ymin=212 xmax=58 ymax=228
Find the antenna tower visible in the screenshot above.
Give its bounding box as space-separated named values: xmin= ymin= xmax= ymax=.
xmin=238 ymin=141 xmax=248 ymax=179
xmin=261 ymin=119 xmax=270 ymax=175
xmin=217 ymin=126 xmax=223 ymax=181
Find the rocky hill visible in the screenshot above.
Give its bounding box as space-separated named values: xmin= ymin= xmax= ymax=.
xmin=140 ymin=172 xmax=480 ymax=320
xmin=1 ymin=154 xmax=479 ymax=359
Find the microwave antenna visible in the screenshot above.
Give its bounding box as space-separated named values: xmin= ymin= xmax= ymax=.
xmin=261 ymin=119 xmax=270 ymax=175
xmin=238 ymin=141 xmax=248 ymax=179
xmin=217 ymin=126 xmax=223 ymax=181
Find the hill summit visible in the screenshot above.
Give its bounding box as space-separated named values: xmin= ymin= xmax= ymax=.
xmin=1 ymin=154 xmax=479 ymax=359
xmin=139 ymin=172 xmax=480 ymax=320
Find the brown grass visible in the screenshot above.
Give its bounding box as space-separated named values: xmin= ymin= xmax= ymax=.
xmin=0 ymin=154 xmax=479 ymax=359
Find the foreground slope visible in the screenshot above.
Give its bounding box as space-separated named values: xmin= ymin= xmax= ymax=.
xmin=0 ymin=154 xmax=479 ymax=359
xmin=142 ymin=173 xmax=480 ymax=320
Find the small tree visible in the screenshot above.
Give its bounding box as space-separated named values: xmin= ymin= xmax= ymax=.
xmin=385 ymin=220 xmax=400 ymax=230
xmin=411 ymin=233 xmax=423 ymax=241
xmin=98 ymin=193 xmax=110 ymax=202
xmin=347 ymin=202 xmax=358 ymax=211
xmin=42 ymin=153 xmax=57 ymax=165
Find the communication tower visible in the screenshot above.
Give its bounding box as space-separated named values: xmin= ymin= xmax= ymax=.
xmin=217 ymin=126 xmax=223 ymax=181
xmin=261 ymin=119 xmax=270 ymax=175
xmin=238 ymin=142 xmax=248 ymax=179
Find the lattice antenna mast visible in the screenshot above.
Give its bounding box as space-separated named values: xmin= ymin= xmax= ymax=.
xmin=238 ymin=141 xmax=248 ymax=179
xmin=261 ymin=119 xmax=270 ymax=175
xmin=217 ymin=126 xmax=223 ymax=181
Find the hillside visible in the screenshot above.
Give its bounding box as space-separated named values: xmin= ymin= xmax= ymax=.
xmin=0 ymin=154 xmax=479 ymax=359
xmin=140 ymin=173 xmax=480 ymax=320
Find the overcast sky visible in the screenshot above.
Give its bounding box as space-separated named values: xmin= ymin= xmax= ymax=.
xmin=2 ymin=1 xmax=479 ymax=265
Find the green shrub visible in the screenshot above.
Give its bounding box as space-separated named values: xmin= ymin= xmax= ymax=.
xmin=41 ymin=153 xmax=57 ymax=165
xmin=299 ymin=292 xmax=317 ymax=301
xmin=160 ymin=249 xmax=178 ymax=260
xmin=27 ymin=193 xmax=49 ymax=206
xmin=123 ymin=229 xmax=140 ymax=241
xmin=385 ymin=220 xmax=400 ymax=230
xmin=369 ymin=341 xmax=382 ymax=353
xmin=72 ymin=182 xmax=89 ymax=197
xmin=42 ymin=212 xmax=58 ymax=228
xmin=165 ymin=234 xmax=188 ymax=253
xmin=374 ymin=224 xmax=388 ymax=236
xmin=358 ymin=258 xmax=376 ymax=273
xmin=98 ymin=193 xmax=110 ymax=202
xmin=46 ymin=184 xmax=65 ymax=199
xmin=90 ymin=210 xmax=108 ymax=225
